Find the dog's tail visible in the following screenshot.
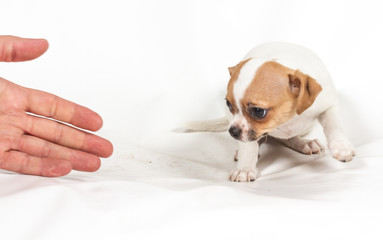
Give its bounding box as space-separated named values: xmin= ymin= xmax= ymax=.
xmin=174 ymin=117 xmax=229 ymax=133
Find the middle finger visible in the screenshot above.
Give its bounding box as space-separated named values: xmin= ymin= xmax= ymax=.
xmin=22 ymin=114 xmax=112 ymax=158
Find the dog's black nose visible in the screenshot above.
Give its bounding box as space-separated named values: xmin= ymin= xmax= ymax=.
xmin=229 ymin=126 xmax=242 ymax=140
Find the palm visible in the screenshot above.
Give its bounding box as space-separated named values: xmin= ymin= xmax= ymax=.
xmin=0 ymin=36 xmax=113 ymax=177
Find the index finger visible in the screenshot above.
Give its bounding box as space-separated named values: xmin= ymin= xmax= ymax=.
xmin=25 ymin=87 xmax=103 ymax=131
xmin=0 ymin=35 xmax=49 ymax=62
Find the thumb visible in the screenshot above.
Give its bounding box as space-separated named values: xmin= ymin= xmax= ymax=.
xmin=0 ymin=35 xmax=49 ymax=62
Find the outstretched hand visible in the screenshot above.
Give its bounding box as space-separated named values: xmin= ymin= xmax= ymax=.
xmin=0 ymin=35 xmax=113 ymax=177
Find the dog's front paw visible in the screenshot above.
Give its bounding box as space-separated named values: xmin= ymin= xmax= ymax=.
xmin=229 ymin=168 xmax=258 ymax=182
xmin=329 ymin=139 xmax=356 ymax=162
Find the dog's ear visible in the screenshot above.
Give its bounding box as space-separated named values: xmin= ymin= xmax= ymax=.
xmin=228 ymin=66 xmax=236 ymax=76
xmin=228 ymin=58 xmax=253 ymax=77
xmin=288 ymin=70 xmax=322 ymax=114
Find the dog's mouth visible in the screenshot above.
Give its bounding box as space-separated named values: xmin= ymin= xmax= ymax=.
xmin=230 ymin=130 xmax=269 ymax=142
xmin=248 ymin=132 xmax=268 ymax=142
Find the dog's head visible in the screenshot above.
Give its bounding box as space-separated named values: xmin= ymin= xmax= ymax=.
xmin=225 ymin=58 xmax=322 ymax=142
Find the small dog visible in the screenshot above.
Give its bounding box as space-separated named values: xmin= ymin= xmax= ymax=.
xmin=183 ymin=42 xmax=356 ymax=182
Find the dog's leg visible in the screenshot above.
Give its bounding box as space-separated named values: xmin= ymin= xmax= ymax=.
xmin=229 ymin=141 xmax=259 ymax=182
xmin=277 ymin=136 xmax=325 ymax=155
xmin=318 ymin=106 xmax=356 ymax=162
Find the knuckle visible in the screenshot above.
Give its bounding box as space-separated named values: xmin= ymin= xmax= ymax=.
xmin=53 ymin=123 xmax=64 ymax=143
xmin=25 ymin=116 xmax=35 ymax=134
xmin=19 ymin=154 xmax=31 ymax=173
xmin=41 ymin=141 xmax=52 ymax=158
xmin=49 ymin=95 xmax=59 ymax=119
xmin=0 ymin=40 xmax=15 ymax=62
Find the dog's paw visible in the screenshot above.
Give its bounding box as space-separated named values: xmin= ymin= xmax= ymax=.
xmin=229 ymin=168 xmax=258 ymax=182
xmin=301 ymin=139 xmax=325 ymax=155
xmin=329 ymin=139 xmax=356 ymax=162
xmin=294 ymin=139 xmax=325 ymax=155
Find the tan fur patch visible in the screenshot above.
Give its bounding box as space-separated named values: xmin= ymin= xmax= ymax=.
xmin=241 ymin=61 xmax=297 ymax=137
xmin=226 ymin=60 xmax=322 ymax=141
xmin=288 ymin=70 xmax=322 ymax=114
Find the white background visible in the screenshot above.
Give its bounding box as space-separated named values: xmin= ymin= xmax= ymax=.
xmin=1 ymin=0 xmax=383 ymax=239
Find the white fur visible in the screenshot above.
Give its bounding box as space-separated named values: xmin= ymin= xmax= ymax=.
xmin=318 ymin=106 xmax=356 ymax=162
xmin=277 ymin=136 xmax=325 ymax=155
xmin=232 ymin=58 xmax=266 ymax=111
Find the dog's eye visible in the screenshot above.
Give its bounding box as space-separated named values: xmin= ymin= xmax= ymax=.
xmin=248 ymin=107 xmax=267 ymax=119
xmin=226 ymin=99 xmax=233 ymax=111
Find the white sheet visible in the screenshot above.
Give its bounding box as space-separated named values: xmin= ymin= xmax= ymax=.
xmin=1 ymin=0 xmax=383 ymax=239
xmin=2 ymin=137 xmax=383 ymax=240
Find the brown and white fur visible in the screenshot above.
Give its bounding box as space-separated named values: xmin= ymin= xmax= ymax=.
xmin=183 ymin=42 xmax=355 ymax=182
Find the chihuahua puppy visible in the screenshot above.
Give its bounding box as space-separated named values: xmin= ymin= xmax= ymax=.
xmin=183 ymin=42 xmax=356 ymax=182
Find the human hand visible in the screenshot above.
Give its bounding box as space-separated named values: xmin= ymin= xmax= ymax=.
xmin=0 ymin=35 xmax=113 ymax=177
